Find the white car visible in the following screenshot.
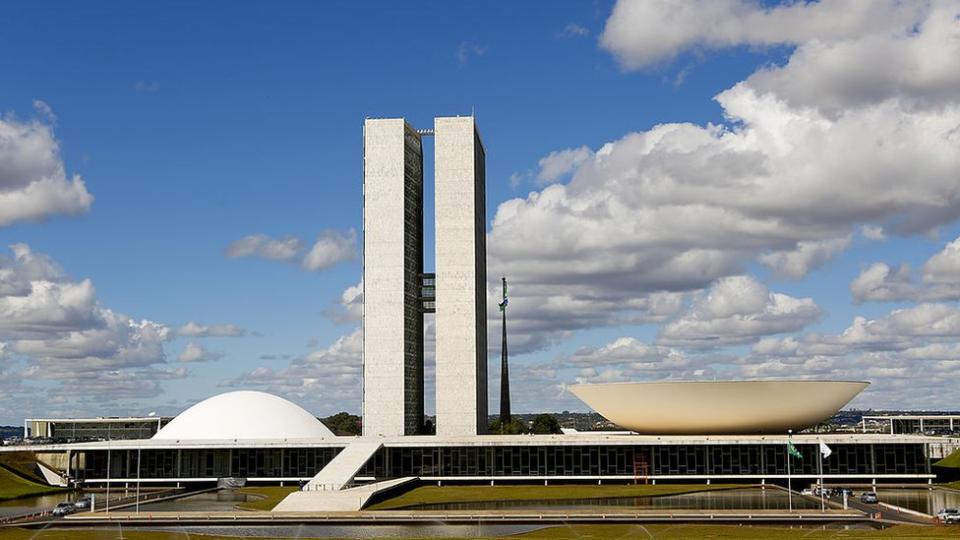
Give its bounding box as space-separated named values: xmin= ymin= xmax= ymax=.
xmin=937 ymin=508 xmax=960 ymax=524
xmin=51 ymin=502 xmax=75 ymax=516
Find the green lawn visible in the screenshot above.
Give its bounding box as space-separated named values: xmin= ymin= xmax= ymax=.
xmin=0 ymin=524 xmax=957 ymax=540
xmin=366 ymin=483 xmax=744 ymax=510
xmin=0 ymin=465 xmax=64 ymax=501
xmin=235 ymin=485 xmax=298 ymax=511
xmin=943 ymin=480 xmax=960 ymax=490
xmin=515 ymin=524 xmax=960 ymax=539
xmin=934 ymin=448 xmax=960 ymax=468
xmin=0 ymin=452 xmax=49 ymax=485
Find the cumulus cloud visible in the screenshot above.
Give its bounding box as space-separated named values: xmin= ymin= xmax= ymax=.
xmin=325 ymin=280 xmax=363 ymax=323
xmin=177 ymin=342 xmax=222 ymax=362
xmin=302 ymin=229 xmax=356 ymax=272
xmin=658 ymin=275 xmax=820 ymax=347
xmin=739 ymin=301 xmax=960 ymax=407
xmin=536 ymin=146 xmax=593 ymax=184
xmin=225 ymin=234 xmax=302 ymax=260
xmin=0 ymin=244 xmax=176 ymax=412
xmin=851 ymin=237 xmax=960 ymax=302
xmin=177 ymin=321 xmax=247 ymax=337
xmin=225 ymin=328 xmax=362 ymax=414
xmin=600 ymin=0 xmax=924 ymax=70
xmin=225 ymin=229 xmax=356 ymax=272
xmin=0 ymin=111 xmax=93 ymax=226
xmin=759 ymin=236 xmax=851 ymax=280
xmin=456 ymin=42 xmax=487 ymax=65
xmin=559 ymin=24 xmax=589 ymax=39
xmin=488 ymin=2 xmax=960 ymax=359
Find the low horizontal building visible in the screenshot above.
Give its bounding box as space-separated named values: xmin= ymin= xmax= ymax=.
xmin=25 ymin=416 xmax=172 ymax=442
xmin=862 ymin=414 xmax=960 ymax=435
xmin=7 ymin=431 xmax=957 ymax=487
xmin=8 ymin=392 xmax=958 ymax=492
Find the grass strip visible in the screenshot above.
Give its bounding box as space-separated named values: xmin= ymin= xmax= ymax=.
xmin=366 ymin=482 xmax=744 ymax=510
xmin=933 ymin=448 xmax=960 ymax=469
xmin=515 ymin=524 xmax=960 ymax=539
xmin=0 ymin=466 xmax=64 ymax=501
xmin=0 ymin=524 xmax=957 ymax=539
xmin=234 ymin=485 xmax=298 ymax=511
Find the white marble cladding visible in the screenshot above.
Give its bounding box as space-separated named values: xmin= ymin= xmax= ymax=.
xmin=363 ymin=118 xmax=415 ymax=437
xmin=434 ymin=116 xmax=488 ymax=437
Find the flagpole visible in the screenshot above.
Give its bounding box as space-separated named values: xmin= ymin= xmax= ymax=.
xmin=787 ymin=429 xmax=793 ymax=512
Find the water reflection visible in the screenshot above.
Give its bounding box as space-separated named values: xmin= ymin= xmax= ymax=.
xmin=876 ymin=488 xmax=960 ymax=516
xmin=154 ymin=524 xmax=544 ymax=538
xmin=139 ymin=490 xmax=252 ymax=512
xmin=0 ymin=493 xmax=74 ymax=517
xmin=408 ymin=487 xmax=819 ymax=511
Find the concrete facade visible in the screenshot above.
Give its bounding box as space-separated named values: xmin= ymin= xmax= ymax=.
xmin=434 ymin=116 xmax=488 ymax=437
xmin=362 ymin=118 xmax=425 ymax=437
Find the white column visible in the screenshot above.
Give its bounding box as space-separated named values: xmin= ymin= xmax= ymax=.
xmin=434 ymin=116 xmax=488 ymax=437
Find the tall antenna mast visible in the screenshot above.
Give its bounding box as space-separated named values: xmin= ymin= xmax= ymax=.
xmin=499 ymin=276 xmax=511 ymax=424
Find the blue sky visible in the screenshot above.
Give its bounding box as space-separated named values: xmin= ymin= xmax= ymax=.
xmin=2 ymin=0 xmax=960 ymax=424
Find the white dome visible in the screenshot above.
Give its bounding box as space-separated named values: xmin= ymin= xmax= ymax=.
xmin=153 ymin=391 xmax=334 ymax=440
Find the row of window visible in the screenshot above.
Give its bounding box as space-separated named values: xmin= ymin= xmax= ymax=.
xmin=78 ymin=443 xmax=929 ymax=480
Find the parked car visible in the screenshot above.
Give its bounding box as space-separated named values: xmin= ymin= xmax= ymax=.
xmin=860 ymin=492 xmax=879 ymax=504
xmin=937 ymin=508 xmax=960 ymax=524
xmin=52 ymin=502 xmax=76 ymax=516
xmin=801 ymin=488 xmax=814 ymax=495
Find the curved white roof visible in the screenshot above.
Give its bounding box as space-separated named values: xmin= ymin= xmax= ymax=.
xmin=570 ymin=380 xmax=868 ymax=435
xmin=153 ymin=391 xmax=334 ymax=440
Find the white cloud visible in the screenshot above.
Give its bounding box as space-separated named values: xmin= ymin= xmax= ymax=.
xmin=658 ymin=275 xmax=820 ymax=347
xmin=225 ymin=229 xmax=355 ymax=272
xmin=0 ymin=112 xmax=93 ymax=226
xmin=861 ymin=225 xmax=886 ymax=241
xmin=32 ymin=100 xmax=55 ymax=123
xmin=177 ymin=321 xmax=246 ymax=337
xmin=178 ymin=342 xmax=222 ymax=362
xmin=759 ymin=236 xmax=851 ymax=279
xmin=302 ymin=229 xmax=356 ymax=272
xmin=456 ymin=42 xmax=487 ymax=65
xmin=0 ymin=244 xmax=176 ymax=409
xmin=225 ymin=328 xmax=362 ymax=414
xmin=559 ymin=23 xmax=589 ymax=39
xmin=600 ymin=0 xmax=924 ymax=70
xmin=851 ymin=237 xmax=960 ymax=302
xmin=225 ymin=234 xmax=302 ymax=260
xmin=536 ymin=146 xmax=593 ymax=184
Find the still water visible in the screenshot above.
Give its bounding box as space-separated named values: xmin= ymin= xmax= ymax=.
xmin=0 ymin=493 xmax=74 ymax=517
xmin=404 ymin=487 xmax=820 ymax=511
xmin=876 ymin=488 xmax=960 ymax=516
xmin=138 ymin=490 xmax=252 ymax=512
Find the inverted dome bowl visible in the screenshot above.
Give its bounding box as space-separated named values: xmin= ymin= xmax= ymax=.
xmin=569 ymin=380 xmax=868 ymax=435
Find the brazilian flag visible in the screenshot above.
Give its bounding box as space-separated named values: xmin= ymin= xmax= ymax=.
xmin=787 ymin=440 xmax=803 ymax=459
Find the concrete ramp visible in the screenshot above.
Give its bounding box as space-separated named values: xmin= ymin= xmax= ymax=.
xmin=305 ymin=441 xmax=381 ymax=491
xmin=273 ymin=441 xmax=393 ymax=512
xmin=273 ymin=476 xmax=416 ymax=512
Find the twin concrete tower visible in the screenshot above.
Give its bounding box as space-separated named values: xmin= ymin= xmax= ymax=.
xmin=362 ymin=116 xmax=488 ymax=438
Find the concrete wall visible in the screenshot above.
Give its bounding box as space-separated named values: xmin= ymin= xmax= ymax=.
xmin=434 ymin=116 xmax=488 ymax=437
xmin=362 ymin=118 xmax=424 ymax=437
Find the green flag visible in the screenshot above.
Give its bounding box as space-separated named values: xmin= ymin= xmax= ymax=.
xmin=787 ymin=440 xmax=803 ymax=459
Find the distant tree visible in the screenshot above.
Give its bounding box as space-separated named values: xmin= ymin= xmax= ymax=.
xmin=530 ymin=414 xmax=562 ymax=434
xmin=321 ymin=412 xmax=361 ymax=436
xmin=421 ymin=419 xmax=436 ymax=435
xmin=489 ymin=417 xmax=528 ymax=435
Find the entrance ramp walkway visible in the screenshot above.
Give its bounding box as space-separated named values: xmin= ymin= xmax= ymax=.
xmin=273 ymin=476 xmax=416 ymax=512
xmin=274 ymin=441 xmax=402 ymax=512
xmin=305 ymin=441 xmax=382 ymax=491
